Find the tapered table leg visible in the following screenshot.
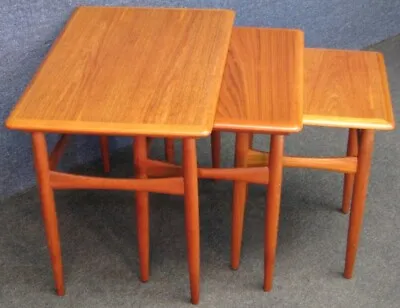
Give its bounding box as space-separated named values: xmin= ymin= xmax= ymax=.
xmin=231 ymin=133 xmax=250 ymax=270
xmin=32 ymin=132 xmax=65 ymax=295
xmin=182 ymin=138 xmax=200 ymax=304
xmin=264 ymin=134 xmax=285 ymax=291
xmin=165 ymin=138 xmax=175 ymax=163
xmin=134 ymin=136 xmax=150 ymax=282
xmin=211 ymin=131 xmax=221 ymax=168
xmin=344 ymin=129 xmax=374 ymax=278
xmin=342 ymin=129 xmax=358 ymax=214
xmin=100 ymin=136 xmax=110 ymax=173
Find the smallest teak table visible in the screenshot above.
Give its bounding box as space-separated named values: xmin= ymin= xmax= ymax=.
xmin=5 ymin=6 xmax=235 ymax=304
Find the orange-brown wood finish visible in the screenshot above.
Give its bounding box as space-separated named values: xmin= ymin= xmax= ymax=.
xmin=100 ymin=136 xmax=110 ymax=173
xmin=342 ymin=129 xmax=358 ymax=214
xmin=209 ymin=45 xmax=395 ymax=286
xmin=144 ymin=159 xmax=269 ymax=184
xmin=249 ymin=134 xmax=254 ymax=149
xmin=247 ymin=149 xmax=358 ymax=174
xmin=215 ymin=27 xmax=304 ymax=134
xmin=211 ymin=27 xmax=304 ymax=288
xmin=49 ymin=171 xmax=184 ymax=195
xmin=182 ymin=138 xmax=201 ymax=304
xmin=344 ymin=130 xmax=375 ymax=278
xmin=144 ymin=159 xmax=183 ymax=178
xmin=211 ymin=131 xmax=221 ymax=168
xmin=5 ymin=6 xmax=237 ymax=304
xmin=212 ymin=47 xmax=395 ymax=166
xmin=134 ymin=137 xmax=150 ymax=282
xmin=164 ymin=139 xmax=175 ymax=163
xmin=49 ymin=134 xmax=70 ymax=170
xmin=6 ymin=6 xmax=235 ymax=137
xmin=231 ymin=133 xmax=250 ymax=270
xmin=199 ymin=167 xmax=268 ymax=184
xmin=32 ymin=132 xmax=64 ymax=296
xmin=264 ymin=135 xmax=284 ymax=291
xmin=304 ymin=49 xmax=395 ymax=130
xmin=231 ymin=129 xmax=380 ymax=281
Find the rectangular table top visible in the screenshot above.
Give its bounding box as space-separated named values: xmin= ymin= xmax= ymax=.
xmin=215 ymin=27 xmax=304 ymax=134
xmin=6 ymin=6 xmax=235 ymax=137
xmin=304 ymin=48 xmax=395 ymax=130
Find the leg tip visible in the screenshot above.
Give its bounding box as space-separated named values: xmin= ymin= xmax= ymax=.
xmin=139 ymin=274 xmax=149 ymax=283
xmin=343 ymin=271 xmax=353 ymax=279
xmin=190 ymin=288 xmax=200 ymax=305
xmin=263 ymin=282 xmax=272 ymax=292
xmin=341 ymin=208 xmax=350 ymax=214
xmin=230 ymin=259 xmax=240 ymax=271
xmin=191 ymin=296 xmax=199 ymax=305
xmin=56 ymin=287 xmax=65 ymax=296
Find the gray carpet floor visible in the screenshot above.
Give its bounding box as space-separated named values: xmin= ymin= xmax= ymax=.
xmin=1 ymin=36 xmax=400 ymax=307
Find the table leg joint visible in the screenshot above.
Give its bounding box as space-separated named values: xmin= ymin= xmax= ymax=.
xmin=49 ymin=134 xmax=70 ymax=170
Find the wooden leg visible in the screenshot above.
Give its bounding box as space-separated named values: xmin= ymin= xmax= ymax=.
xmin=100 ymin=136 xmax=110 ymax=173
xmin=134 ymin=136 xmax=150 ymax=282
xmin=342 ymin=129 xmax=358 ymax=214
xmin=32 ymin=132 xmax=65 ymax=295
xmin=165 ymin=138 xmax=175 ymax=163
xmin=147 ymin=138 xmax=153 ymax=153
xmin=182 ymin=138 xmax=200 ymax=304
xmin=211 ymin=131 xmax=221 ymax=168
xmin=231 ymin=133 xmax=250 ymax=270
xmin=344 ymin=130 xmax=374 ymax=279
xmin=264 ymin=135 xmax=284 ymax=291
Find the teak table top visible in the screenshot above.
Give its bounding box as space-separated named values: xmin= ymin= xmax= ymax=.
xmin=304 ymin=48 xmax=395 ymax=130
xmin=215 ymin=27 xmax=304 ymax=134
xmin=6 ymin=6 xmax=235 ymax=137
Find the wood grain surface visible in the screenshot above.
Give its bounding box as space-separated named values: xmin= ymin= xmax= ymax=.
xmin=6 ymin=6 xmax=235 ymax=137
xmin=215 ymin=27 xmax=304 ymax=133
xmin=304 ymin=48 xmax=395 ymax=130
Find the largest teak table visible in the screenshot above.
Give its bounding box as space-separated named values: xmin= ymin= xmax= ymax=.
xmin=5 ymin=6 xmax=235 ymax=304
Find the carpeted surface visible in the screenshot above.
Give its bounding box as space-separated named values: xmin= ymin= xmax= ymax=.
xmin=1 ymin=36 xmax=399 ymax=307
